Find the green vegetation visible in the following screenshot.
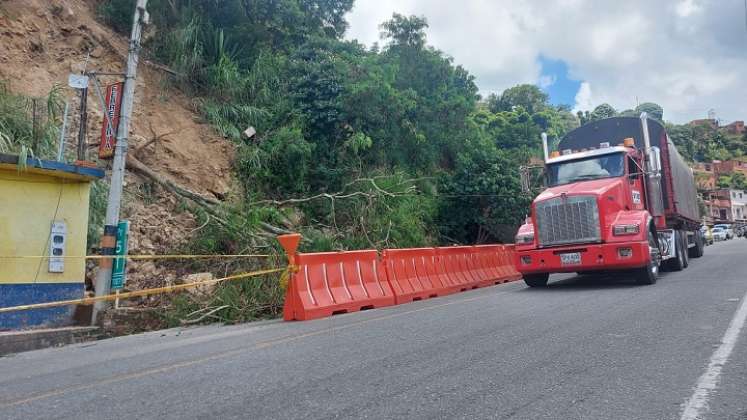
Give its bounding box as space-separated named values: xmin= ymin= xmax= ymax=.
xmin=668 ymin=122 xmax=747 ymax=162
xmin=0 ymin=80 xmax=64 ymax=161
xmin=717 ymin=172 xmax=747 ymax=190
xmin=96 ymin=0 xmax=579 ymax=251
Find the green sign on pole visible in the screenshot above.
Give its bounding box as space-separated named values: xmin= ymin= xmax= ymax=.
xmin=111 ymin=220 xmax=130 ymax=290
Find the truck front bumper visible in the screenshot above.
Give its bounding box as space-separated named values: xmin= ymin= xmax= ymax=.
xmin=515 ymin=241 xmax=650 ymax=274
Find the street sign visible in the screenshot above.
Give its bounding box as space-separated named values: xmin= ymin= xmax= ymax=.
xmin=111 ymin=220 xmax=130 ymax=290
xmin=67 ymin=73 xmax=89 ymax=89
xmin=98 ymin=82 xmax=124 ymax=159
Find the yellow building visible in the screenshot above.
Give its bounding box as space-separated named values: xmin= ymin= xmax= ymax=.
xmin=0 ymin=153 xmax=104 ymax=329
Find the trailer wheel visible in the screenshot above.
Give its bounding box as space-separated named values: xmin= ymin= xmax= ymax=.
xmin=666 ymin=230 xmax=685 ymax=272
xmin=688 ymin=230 xmax=704 ymax=258
xmin=681 ymin=231 xmax=689 ymax=268
xmin=635 ymin=230 xmax=660 ymax=285
xmin=523 ymin=273 xmax=549 ymax=287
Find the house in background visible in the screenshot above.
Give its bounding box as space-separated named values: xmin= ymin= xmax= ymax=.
xmin=730 ymin=189 xmax=747 ymax=222
xmin=689 ymin=118 xmax=719 ymax=130
xmin=0 ymin=154 xmax=104 ymax=330
xmin=723 ymin=120 xmax=745 ymax=135
xmin=692 ymin=162 xmax=716 ymax=190
xmin=703 ymin=189 xmax=733 ymax=222
xmin=712 ymin=160 xmax=747 ymax=177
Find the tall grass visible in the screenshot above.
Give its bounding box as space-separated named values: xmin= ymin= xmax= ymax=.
xmin=0 ymin=80 xmax=64 ymax=161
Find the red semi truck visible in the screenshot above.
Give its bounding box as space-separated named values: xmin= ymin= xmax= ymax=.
xmin=514 ymin=114 xmax=703 ymax=286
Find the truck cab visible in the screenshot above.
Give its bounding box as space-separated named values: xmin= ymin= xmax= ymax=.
xmin=515 ymin=115 xmax=703 ymax=287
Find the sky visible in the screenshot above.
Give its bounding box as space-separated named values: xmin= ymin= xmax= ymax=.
xmin=344 ymin=0 xmax=747 ymax=124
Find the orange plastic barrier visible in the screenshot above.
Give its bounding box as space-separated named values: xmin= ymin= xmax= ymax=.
xmin=281 ymin=240 xmax=522 ymax=321
xmin=436 ymin=247 xmax=480 ymax=291
xmin=383 ymin=248 xmax=446 ymax=304
xmin=283 ymin=250 xmax=395 ymax=321
xmin=501 ymin=244 xmax=523 ymax=282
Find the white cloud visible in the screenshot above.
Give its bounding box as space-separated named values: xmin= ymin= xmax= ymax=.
xmin=573 ymin=82 xmax=593 ymax=113
xmin=345 ymin=0 xmax=747 ymax=123
xmin=676 ymin=0 xmax=703 ymax=17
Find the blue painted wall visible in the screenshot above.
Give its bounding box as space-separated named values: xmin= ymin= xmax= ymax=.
xmin=0 ymin=283 xmax=84 ymax=330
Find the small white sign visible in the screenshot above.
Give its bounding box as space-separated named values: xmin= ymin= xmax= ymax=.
xmin=68 ymin=73 xmax=89 ymax=89
xmin=632 ymin=190 xmax=641 ymax=204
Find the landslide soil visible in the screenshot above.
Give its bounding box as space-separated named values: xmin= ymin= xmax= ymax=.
xmin=0 ymin=0 xmax=236 ymax=293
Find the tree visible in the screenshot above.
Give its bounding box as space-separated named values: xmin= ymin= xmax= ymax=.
xmin=438 ymin=137 xmax=529 ymax=244
xmin=577 ymin=110 xmax=591 ymax=125
xmin=379 ymin=13 xmax=428 ymax=49
xmin=589 ymin=103 xmax=617 ymax=121
xmin=489 ymin=84 xmax=549 ymax=115
xmin=299 ymin=0 xmax=356 ymax=38
xmin=635 ymin=102 xmax=664 ymax=121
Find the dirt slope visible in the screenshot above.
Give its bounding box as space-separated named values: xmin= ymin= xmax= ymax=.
xmin=0 ymin=0 xmax=236 ymax=289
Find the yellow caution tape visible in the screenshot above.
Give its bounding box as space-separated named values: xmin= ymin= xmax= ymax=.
xmin=0 ymin=254 xmax=273 ymax=260
xmin=0 ymin=267 xmax=286 ymax=314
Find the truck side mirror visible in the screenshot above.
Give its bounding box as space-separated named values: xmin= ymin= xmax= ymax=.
xmin=520 ymin=166 xmax=531 ymax=193
xmin=520 ymin=164 xmax=546 ymax=193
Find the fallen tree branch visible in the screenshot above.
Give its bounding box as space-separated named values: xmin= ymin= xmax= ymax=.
xmin=126 ymin=155 xmax=291 ymax=238
xmin=126 ymin=155 xmax=221 ymax=207
xmin=180 ymin=305 xmax=230 ymax=325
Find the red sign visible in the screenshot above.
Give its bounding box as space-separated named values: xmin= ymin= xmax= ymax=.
xmin=99 ymin=82 xmax=124 ymax=159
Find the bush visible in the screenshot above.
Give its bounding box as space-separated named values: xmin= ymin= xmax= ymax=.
xmin=236 ymin=126 xmax=314 ymax=196
xmin=96 ymin=0 xmax=135 ymax=34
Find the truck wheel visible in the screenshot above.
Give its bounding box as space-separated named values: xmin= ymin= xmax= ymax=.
xmin=523 ymin=273 xmax=549 ymax=287
xmin=681 ymin=231 xmax=689 ymax=268
xmin=688 ymin=231 xmax=704 ymax=258
xmin=666 ymin=230 xmax=685 ymax=271
xmin=635 ymin=231 xmax=660 ymax=285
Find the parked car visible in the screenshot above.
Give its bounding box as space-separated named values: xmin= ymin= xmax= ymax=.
xmin=700 ymin=225 xmax=714 ymax=245
xmin=712 ymin=227 xmax=728 ymax=241
xmin=714 ymin=224 xmax=734 ymax=239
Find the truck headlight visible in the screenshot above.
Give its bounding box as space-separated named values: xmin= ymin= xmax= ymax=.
xmin=515 ymin=233 xmax=534 ymax=244
xmin=613 ymin=224 xmax=640 ymax=236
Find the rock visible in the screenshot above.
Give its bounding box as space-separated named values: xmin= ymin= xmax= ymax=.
xmin=181 ymin=272 xmax=215 ymax=297
xmin=29 ymin=37 xmax=44 ymax=53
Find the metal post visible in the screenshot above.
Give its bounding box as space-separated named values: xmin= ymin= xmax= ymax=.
xmin=92 ymin=0 xmax=148 ymax=325
xmin=77 ymin=87 xmax=88 ymax=161
xmin=31 ymin=98 xmax=38 ymax=153
xmin=57 ymin=102 xmax=69 ymax=161
xmin=541 ymin=132 xmax=549 ymax=161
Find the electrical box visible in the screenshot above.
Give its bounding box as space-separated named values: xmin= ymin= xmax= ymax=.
xmin=49 ymin=220 xmax=67 ymax=273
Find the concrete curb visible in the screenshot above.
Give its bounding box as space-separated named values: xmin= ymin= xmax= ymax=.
xmin=0 ymin=326 xmax=100 ymax=356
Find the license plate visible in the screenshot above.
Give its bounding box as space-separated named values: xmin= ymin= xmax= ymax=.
xmin=560 ymin=252 xmax=581 ymax=266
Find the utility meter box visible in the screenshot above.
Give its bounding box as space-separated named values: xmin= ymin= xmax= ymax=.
xmin=49 ymin=220 xmax=67 ymax=273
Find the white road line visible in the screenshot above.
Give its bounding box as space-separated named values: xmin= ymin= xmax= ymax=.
xmin=680 ymin=291 xmax=747 ymax=420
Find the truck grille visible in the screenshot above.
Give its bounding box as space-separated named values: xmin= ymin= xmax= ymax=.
xmin=535 ymin=195 xmax=600 ymax=247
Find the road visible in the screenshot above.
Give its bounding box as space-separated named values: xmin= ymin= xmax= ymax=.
xmin=1 ymin=240 xmax=747 ymax=420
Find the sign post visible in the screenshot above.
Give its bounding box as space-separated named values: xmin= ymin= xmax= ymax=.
xmin=111 ymin=220 xmax=130 ymax=292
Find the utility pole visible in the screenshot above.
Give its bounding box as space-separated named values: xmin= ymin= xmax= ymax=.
xmin=92 ymin=0 xmax=148 ymax=324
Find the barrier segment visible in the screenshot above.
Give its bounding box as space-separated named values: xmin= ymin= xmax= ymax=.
xmin=502 ymin=244 xmax=523 ymax=282
xmin=282 ymin=250 xmax=395 ymax=321
xmin=383 ymin=248 xmax=438 ymax=304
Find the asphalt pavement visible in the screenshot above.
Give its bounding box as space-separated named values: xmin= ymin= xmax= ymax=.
xmin=1 ymin=239 xmax=746 ymax=420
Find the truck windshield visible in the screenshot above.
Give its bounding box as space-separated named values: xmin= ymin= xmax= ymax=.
xmin=547 ymin=152 xmax=625 ymax=187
